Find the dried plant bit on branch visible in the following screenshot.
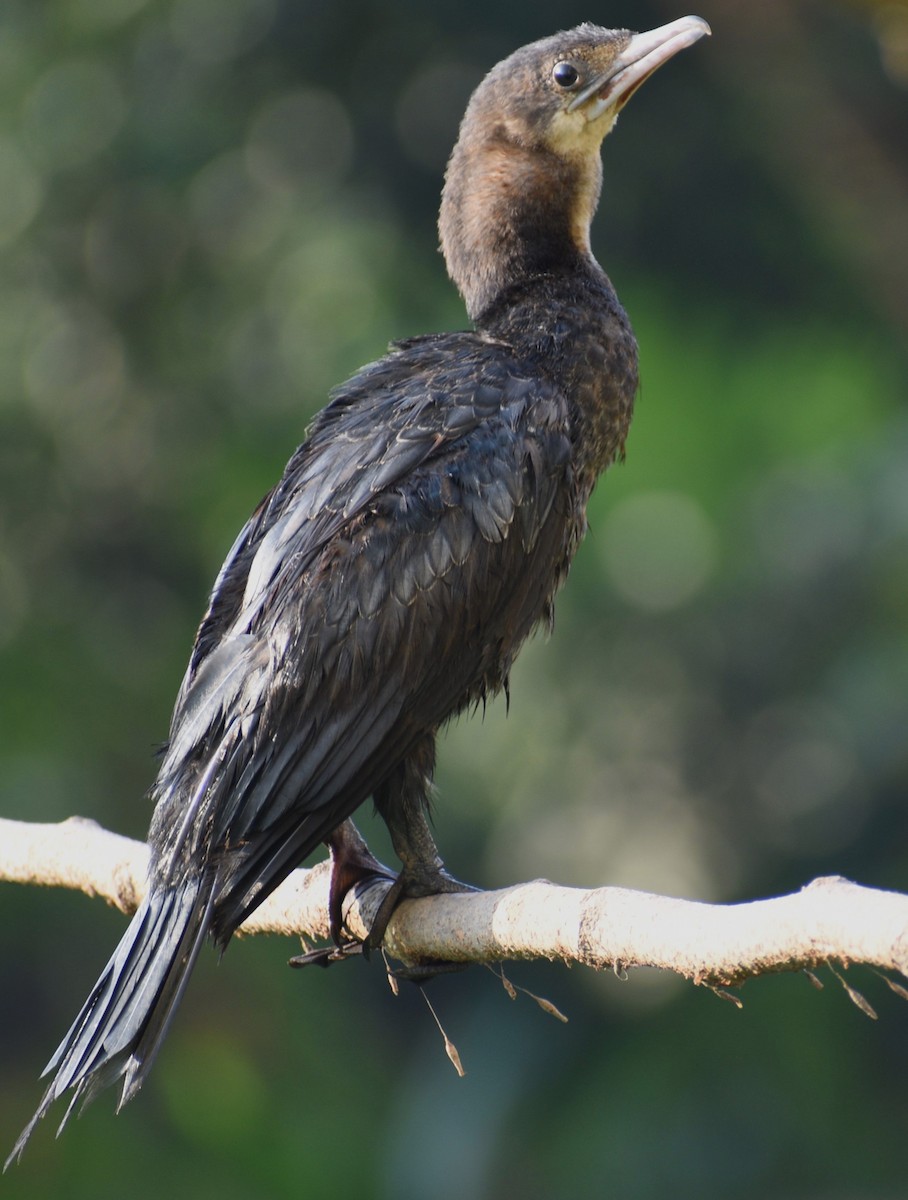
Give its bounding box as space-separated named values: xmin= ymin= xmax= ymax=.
xmin=485 ymin=964 xmax=568 ymax=1022
xmin=487 ymin=964 xmax=519 ymax=1001
xmin=873 ymin=970 xmax=908 ymax=1002
xmin=829 ymin=962 xmax=878 ymax=1020
xmin=530 ymin=993 xmax=570 ymax=1023
xmin=419 ymin=987 xmax=466 ymax=1078
xmin=709 ymin=986 xmax=744 ymax=1009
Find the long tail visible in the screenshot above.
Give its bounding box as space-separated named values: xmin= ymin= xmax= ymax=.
xmin=6 ymin=875 xmax=214 ymax=1168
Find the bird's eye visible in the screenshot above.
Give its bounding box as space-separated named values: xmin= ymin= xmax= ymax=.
xmin=552 ymin=61 xmax=580 ymax=89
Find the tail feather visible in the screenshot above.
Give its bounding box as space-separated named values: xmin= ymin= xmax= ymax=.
xmin=6 ymin=876 xmax=214 ymax=1169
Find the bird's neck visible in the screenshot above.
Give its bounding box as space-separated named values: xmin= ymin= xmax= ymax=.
xmin=479 ymin=269 xmax=639 ymax=487
xmin=439 ymin=128 xmax=638 ymax=484
xmin=439 ymin=133 xmax=604 ymax=322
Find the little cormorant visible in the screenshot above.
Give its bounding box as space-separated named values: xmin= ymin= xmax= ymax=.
xmin=10 ymin=15 xmax=709 ymax=1162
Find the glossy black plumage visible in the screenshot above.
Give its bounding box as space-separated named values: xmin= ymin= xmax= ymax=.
xmin=9 ymin=16 xmax=709 ymax=1162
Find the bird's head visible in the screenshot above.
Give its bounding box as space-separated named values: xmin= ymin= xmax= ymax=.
xmin=440 ymin=17 xmax=710 ymax=320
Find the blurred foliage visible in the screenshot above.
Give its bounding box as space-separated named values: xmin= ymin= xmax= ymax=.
xmin=1 ymin=0 xmax=907 ymax=1196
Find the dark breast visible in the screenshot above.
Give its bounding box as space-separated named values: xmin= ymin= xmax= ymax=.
xmin=482 ymin=265 xmax=639 ymax=550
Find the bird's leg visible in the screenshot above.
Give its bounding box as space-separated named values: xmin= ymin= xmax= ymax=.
xmin=289 ymin=819 xmax=395 ymax=968
xmin=326 ymin=818 xmax=396 ymax=944
xmin=368 ymin=800 xmax=476 ymax=964
xmin=369 ymin=742 xmax=476 ymax=953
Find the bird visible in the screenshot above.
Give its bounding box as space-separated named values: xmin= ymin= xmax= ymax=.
xmin=9 ymin=15 xmax=709 ymax=1163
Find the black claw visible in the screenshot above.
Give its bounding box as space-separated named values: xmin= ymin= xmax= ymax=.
xmin=388 ymin=959 xmax=471 ymax=984
xmin=289 ymin=941 xmax=364 ymax=969
xmin=364 ymin=876 xmax=406 ymax=953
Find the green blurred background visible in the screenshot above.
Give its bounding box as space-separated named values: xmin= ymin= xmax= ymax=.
xmin=1 ymin=0 xmax=907 ymax=1195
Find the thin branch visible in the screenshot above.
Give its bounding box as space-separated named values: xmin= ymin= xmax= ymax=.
xmin=2 ymin=817 xmax=907 ymax=990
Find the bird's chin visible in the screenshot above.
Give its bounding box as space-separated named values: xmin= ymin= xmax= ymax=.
xmin=580 ymin=96 xmax=621 ymax=129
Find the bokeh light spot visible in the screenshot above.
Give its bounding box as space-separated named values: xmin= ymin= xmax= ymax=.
xmin=600 ymin=490 xmax=718 ymax=611
xmin=246 ymin=88 xmax=354 ymax=195
xmin=0 ymin=136 xmax=42 ymax=247
xmin=396 ymin=63 xmax=480 ymax=171
xmin=21 ymin=59 xmax=127 ymax=170
xmin=169 ymin=0 xmax=277 ymax=65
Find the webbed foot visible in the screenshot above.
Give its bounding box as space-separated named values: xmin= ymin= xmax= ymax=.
xmin=366 ymin=866 xmax=476 ymax=953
